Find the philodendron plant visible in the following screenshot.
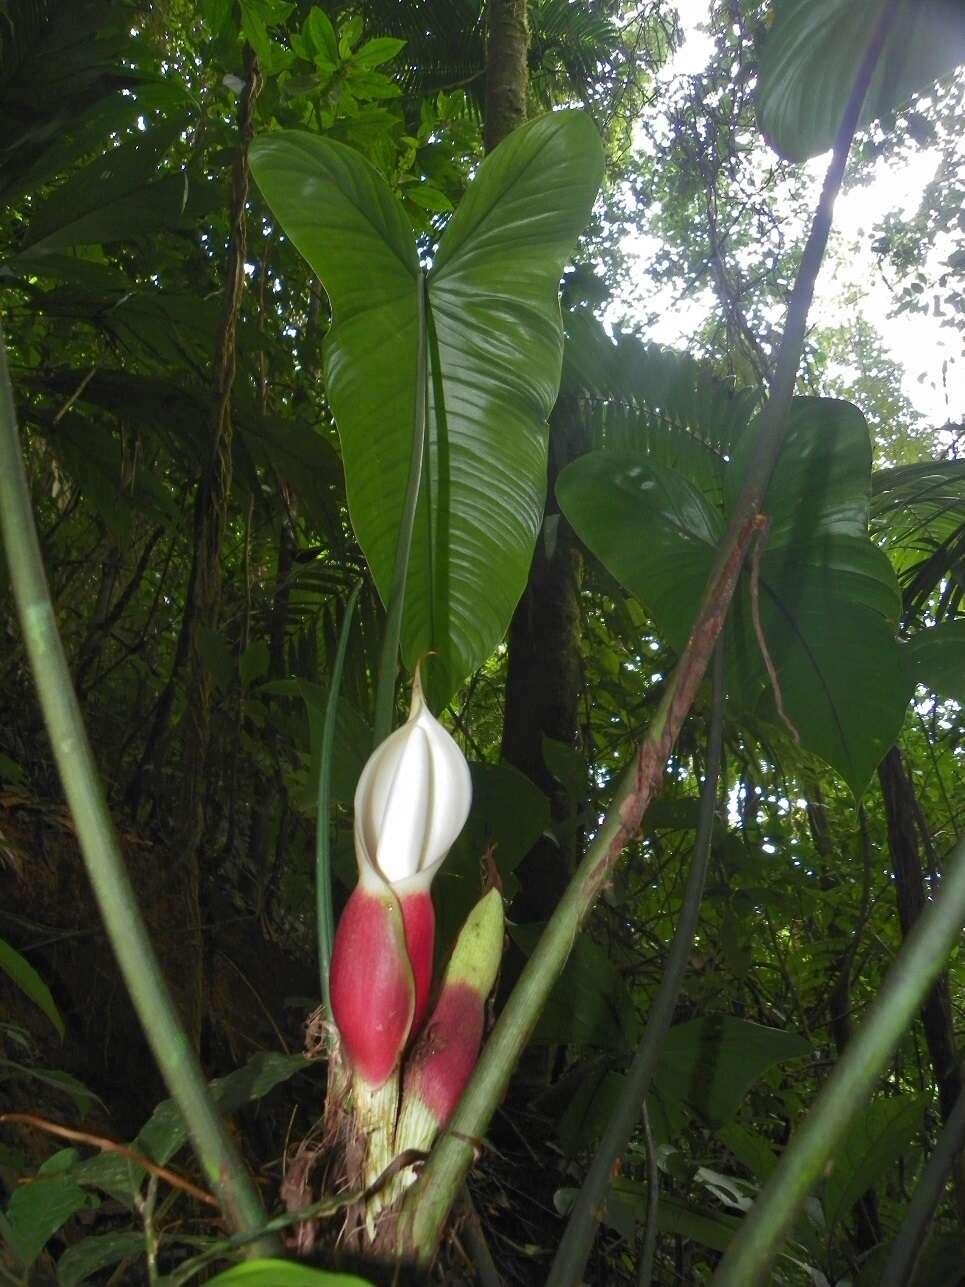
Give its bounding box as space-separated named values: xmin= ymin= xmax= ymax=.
xmin=250 ymin=110 xmax=602 ymax=1246
xmin=328 ymin=669 xmax=503 ymax=1217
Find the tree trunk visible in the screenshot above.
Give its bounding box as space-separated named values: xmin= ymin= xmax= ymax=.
xmin=500 ymin=401 xmax=586 ymax=919
xmin=485 ymin=0 xmax=587 ymax=924
xmin=484 ymin=0 xmax=528 ymax=153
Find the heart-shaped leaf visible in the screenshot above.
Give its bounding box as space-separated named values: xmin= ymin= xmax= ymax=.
xmin=558 ymin=398 xmax=909 ymax=795
xmin=250 ymin=113 xmax=603 ymax=703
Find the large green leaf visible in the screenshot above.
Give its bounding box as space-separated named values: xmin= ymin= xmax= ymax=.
xmin=558 ymin=398 xmax=909 ymax=795
xmin=724 ymin=398 xmax=907 ymax=791
xmin=556 ymin=452 xmax=724 ymax=654
xmin=757 ymin=0 xmax=965 ymax=162
xmin=250 ymin=113 xmax=603 ymax=703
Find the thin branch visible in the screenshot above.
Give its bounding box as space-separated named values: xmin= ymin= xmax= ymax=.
xmin=880 ymin=1083 xmax=965 ymax=1287
xmin=0 ymin=1113 xmax=218 ymax=1208
xmin=548 ymin=641 xmax=725 ymax=1285
xmin=636 ymin=1101 xmax=659 ymax=1287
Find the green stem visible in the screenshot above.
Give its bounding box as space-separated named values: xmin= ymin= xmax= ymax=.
xmin=713 ymin=833 xmax=965 ymax=1284
xmin=373 ymin=271 xmax=428 ymax=747
xmin=548 ymin=643 xmax=725 ymax=1287
xmin=879 ymin=1083 xmax=965 ymax=1287
xmin=636 ymin=1102 xmax=659 ymax=1287
xmin=0 ymin=330 xmax=277 ymax=1254
xmin=317 ymin=580 xmax=363 ymax=1015
xmin=397 ymin=0 xmax=901 ymax=1260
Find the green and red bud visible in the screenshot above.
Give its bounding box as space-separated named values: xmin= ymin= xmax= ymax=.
xmin=395 ymin=887 xmax=504 ymax=1160
xmin=330 ymin=670 xmax=472 ymax=1087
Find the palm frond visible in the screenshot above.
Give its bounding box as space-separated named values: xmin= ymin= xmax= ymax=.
xmin=560 ymin=307 xmax=759 ymax=506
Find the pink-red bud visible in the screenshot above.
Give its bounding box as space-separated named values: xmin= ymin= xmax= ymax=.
xmin=398 ymin=889 xmax=435 ymax=1033
xmin=330 ymin=886 xmax=414 ymax=1088
xmin=397 ymin=888 xmax=504 ymax=1143
xmin=405 ymin=981 xmax=485 ymax=1124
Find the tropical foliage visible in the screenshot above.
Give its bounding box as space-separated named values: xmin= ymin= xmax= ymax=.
xmin=0 ymin=1 xmax=963 ymax=1284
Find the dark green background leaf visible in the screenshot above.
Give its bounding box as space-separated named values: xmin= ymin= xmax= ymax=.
xmin=903 ymin=620 xmax=965 ymax=701
xmin=652 ymin=1017 xmax=810 ymax=1127
xmin=558 ymin=398 xmax=909 ymax=794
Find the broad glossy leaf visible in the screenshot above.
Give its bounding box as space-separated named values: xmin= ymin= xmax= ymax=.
xmin=725 ymin=399 xmax=906 ymax=791
xmin=758 ymin=0 xmax=965 ymax=162
xmin=559 ymin=398 xmax=908 ymax=795
xmin=250 ymin=113 xmax=603 ymax=703
xmin=555 ymin=451 xmax=723 ymax=653
xmin=652 ymin=1017 xmax=810 ymax=1128
xmin=903 ymin=620 xmax=965 ymax=701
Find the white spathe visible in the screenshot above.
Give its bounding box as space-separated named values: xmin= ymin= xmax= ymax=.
xmin=354 ymin=669 xmax=472 ymax=888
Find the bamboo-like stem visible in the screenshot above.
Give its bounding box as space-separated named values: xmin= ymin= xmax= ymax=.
xmin=317 ymin=580 xmax=363 ymax=1016
xmin=397 ymin=0 xmax=903 ymax=1262
xmin=0 ymin=330 xmax=277 ymax=1253
xmin=548 ymin=642 xmax=725 ymax=1286
xmin=373 ymin=272 xmax=427 ymax=747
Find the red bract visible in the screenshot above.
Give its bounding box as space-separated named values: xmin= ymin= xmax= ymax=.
xmin=396 ymin=887 xmax=504 ymax=1155
xmin=398 ymin=888 xmax=435 ymax=1033
xmin=330 ymin=885 xmax=414 ymax=1089
xmin=404 ymin=980 xmax=484 ymax=1125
